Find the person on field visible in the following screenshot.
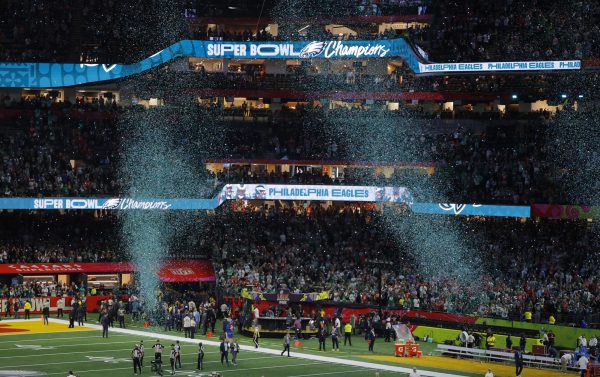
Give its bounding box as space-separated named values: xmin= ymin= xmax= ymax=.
xmin=42 ymin=304 xmax=50 ymax=325
xmin=281 ymin=332 xmax=291 ymax=357
xmin=197 ymin=342 xmax=205 ymax=370
xmin=132 ymin=344 xmax=142 ymax=375
xmin=101 ymin=313 xmax=110 ymax=338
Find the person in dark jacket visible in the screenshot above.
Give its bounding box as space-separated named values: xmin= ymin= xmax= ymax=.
xmin=519 ymin=334 xmax=526 ymax=351
xmin=219 ymin=340 xmax=229 ymax=366
xmin=506 ymin=334 xmax=513 ymax=349
xmin=42 ymin=304 xmax=50 ymax=326
xmin=515 ymin=348 xmax=524 ymax=377
xmin=318 ymin=328 xmax=327 ymax=351
xmin=101 ymin=313 xmax=110 ymax=338
xmin=77 ymin=305 xmax=85 ymax=326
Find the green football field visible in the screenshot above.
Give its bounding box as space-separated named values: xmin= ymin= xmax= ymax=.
xmin=0 ymin=330 xmax=416 ymax=377
xmin=0 ymin=318 xmax=567 ymax=377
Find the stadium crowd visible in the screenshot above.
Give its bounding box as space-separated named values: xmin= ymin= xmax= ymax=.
xmin=0 ymin=206 xmax=597 ymax=325
xmin=1 ymin=0 xmax=598 ymax=64
xmin=0 ymin=98 xmax=566 ymax=204
xmin=207 ymin=205 xmax=600 ymax=324
xmin=415 ymin=0 xmax=600 ymax=62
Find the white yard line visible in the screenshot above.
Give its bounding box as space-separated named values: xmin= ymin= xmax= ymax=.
xmin=48 ymin=318 xmax=467 ymax=377
xmin=0 ymin=355 xmax=274 ymax=370
xmin=0 ymin=339 xmax=161 ymax=351
xmin=287 ymin=370 xmax=372 ymax=377
xmin=0 ymin=348 xmax=134 ymax=359
xmin=43 ymin=361 xmax=327 ymax=376
xmin=1 ymin=333 xmax=131 ymax=342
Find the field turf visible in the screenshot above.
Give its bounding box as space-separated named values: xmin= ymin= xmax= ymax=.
xmin=0 ymin=318 xmax=575 ymax=377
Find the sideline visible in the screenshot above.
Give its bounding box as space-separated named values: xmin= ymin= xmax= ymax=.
xmin=49 ymin=319 xmax=466 ymax=377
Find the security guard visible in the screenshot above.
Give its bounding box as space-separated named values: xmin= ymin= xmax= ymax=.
xmin=132 ymin=344 xmax=142 ymax=375
xmin=344 ymin=322 xmax=352 ymax=346
xmin=486 ymin=332 xmax=496 ymax=350
xmin=24 ymin=300 xmax=32 ymax=319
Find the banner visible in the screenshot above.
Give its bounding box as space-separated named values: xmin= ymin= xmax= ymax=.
xmin=217 ymin=184 xmax=413 ymax=205
xmin=0 ymin=261 xmax=215 ymax=282
xmin=531 ymin=204 xmax=600 ymax=219
xmin=0 ymin=197 xmax=218 ymax=210
xmin=0 ymin=39 xmax=419 ymax=88
xmin=419 ymin=60 xmax=580 ymax=73
xmin=241 ymin=289 xmax=330 ymax=304
xmin=157 ymin=260 xmax=215 ymax=282
xmin=0 ymin=39 xmax=580 ymax=88
xmin=410 ymin=203 xmax=530 ymax=217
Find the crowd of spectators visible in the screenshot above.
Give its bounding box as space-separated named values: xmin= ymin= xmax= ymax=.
xmin=0 ymin=98 xmax=573 ymax=204
xmin=0 ymin=0 xmax=74 ymax=62
xmin=0 ymin=212 xmax=120 ymax=264
xmin=208 ymin=205 xmax=599 ymax=324
xmin=0 ymin=97 xmax=120 ymax=197
xmin=1 ymin=0 xmax=599 ymax=64
xmin=414 ymin=0 xmax=600 ymax=62
xmin=0 ymin=204 xmax=597 ymax=325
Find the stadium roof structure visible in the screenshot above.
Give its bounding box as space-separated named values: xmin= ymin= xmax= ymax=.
xmin=0 ymin=39 xmax=581 ymax=88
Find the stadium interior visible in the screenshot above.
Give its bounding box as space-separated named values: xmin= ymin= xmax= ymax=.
xmin=0 ymin=0 xmax=599 ymax=376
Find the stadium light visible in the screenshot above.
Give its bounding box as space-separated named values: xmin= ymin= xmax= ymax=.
xmin=560 ymin=94 xmax=567 ymax=99
xmin=578 ymin=94 xmax=584 ymax=99
xmin=511 ymin=94 xmax=518 ymax=100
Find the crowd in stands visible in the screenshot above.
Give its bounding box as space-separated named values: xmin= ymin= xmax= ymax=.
xmin=414 ymin=0 xmax=600 ymax=62
xmin=1 ymin=0 xmax=599 ymax=64
xmin=0 ymin=0 xmax=74 ymax=62
xmin=0 ymin=97 xmax=572 ymax=204
xmin=0 ymin=213 xmax=120 ymax=263
xmin=208 ymin=205 xmax=599 ymax=324
xmin=0 ymin=97 xmax=120 ymax=197
xmin=0 ymin=205 xmax=597 ymax=325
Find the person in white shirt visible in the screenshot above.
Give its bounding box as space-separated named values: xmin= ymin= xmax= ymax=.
xmin=561 ymin=353 xmax=573 ymax=372
xmin=408 ymin=367 xmax=421 ymax=377
xmin=467 ymin=333 xmax=475 ymax=348
xmin=484 ymin=368 xmax=494 ymax=377
xmin=579 ymin=335 xmax=588 ymax=349
xmin=576 ymin=355 xmax=589 ymax=377
xmin=183 ymin=315 xmax=192 ymax=338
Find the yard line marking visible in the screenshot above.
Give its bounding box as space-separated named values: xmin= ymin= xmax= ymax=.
xmin=43 ymin=361 xmax=326 ymax=376
xmin=0 ymin=347 xmax=134 ymax=359
xmin=287 ymin=369 xmax=373 ymax=377
xmin=0 ymin=333 xmax=131 ymax=342
xmin=0 ymin=354 xmax=277 ymax=370
xmin=47 ymin=318 xmax=467 ymax=377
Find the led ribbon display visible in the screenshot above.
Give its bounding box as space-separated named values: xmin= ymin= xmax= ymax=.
xmin=0 ymin=39 xmax=580 ymax=88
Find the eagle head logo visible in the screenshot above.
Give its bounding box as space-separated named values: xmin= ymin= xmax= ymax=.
xmin=299 ymin=41 xmax=325 ymax=58
xmin=101 ymin=198 xmax=122 ymax=209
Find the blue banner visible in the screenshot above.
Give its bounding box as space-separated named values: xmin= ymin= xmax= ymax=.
xmin=410 ymin=203 xmax=530 ymax=218
xmin=0 ymin=198 xmax=218 ymax=210
xmin=0 ymin=39 xmax=580 ymax=88
xmin=419 ymin=60 xmax=581 ymax=73
xmin=0 ymin=191 xmax=530 ymax=218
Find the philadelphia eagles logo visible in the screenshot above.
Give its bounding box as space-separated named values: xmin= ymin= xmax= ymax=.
xmin=101 ymin=198 xmax=122 ymax=209
xmin=439 ymin=203 xmax=482 ymax=215
xmin=299 ymin=41 xmax=325 ymax=58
